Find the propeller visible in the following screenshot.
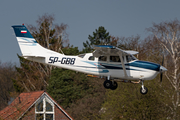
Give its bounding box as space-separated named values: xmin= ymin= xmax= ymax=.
xmin=160 ymin=55 xmax=164 ymax=82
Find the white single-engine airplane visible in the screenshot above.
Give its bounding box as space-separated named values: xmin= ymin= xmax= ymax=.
xmin=12 ymin=25 xmax=167 ymax=94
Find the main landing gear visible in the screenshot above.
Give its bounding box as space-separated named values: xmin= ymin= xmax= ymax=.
xmin=103 ymin=80 xmax=118 ymax=90
xmin=103 ymin=76 xmax=118 ymax=90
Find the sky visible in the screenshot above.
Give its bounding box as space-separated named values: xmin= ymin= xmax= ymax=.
xmin=0 ymin=0 xmax=180 ymax=64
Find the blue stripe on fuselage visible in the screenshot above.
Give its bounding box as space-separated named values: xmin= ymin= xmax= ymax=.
xmin=94 ymin=45 xmax=116 ymax=49
xmin=83 ymin=60 xmax=160 ymax=72
xmin=126 ymin=61 xmax=160 ymax=71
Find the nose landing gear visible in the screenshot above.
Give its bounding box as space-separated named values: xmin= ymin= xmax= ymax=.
xmin=140 ymin=80 xmax=148 ymax=95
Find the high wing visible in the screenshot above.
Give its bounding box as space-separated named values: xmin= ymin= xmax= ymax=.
xmin=93 ymin=45 xmax=139 ymax=78
xmin=125 ymin=50 xmax=139 ymax=55
xmin=93 ymin=45 xmax=138 ymax=57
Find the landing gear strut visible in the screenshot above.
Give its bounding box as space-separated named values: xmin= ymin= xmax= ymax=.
xmin=140 ymin=80 xmax=148 ymax=95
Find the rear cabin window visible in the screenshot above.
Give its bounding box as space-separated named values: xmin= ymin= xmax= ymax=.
xmin=88 ymin=56 xmax=95 ymax=61
xmin=99 ymin=56 xmax=107 ymax=61
xmin=110 ymin=56 xmax=121 ymax=62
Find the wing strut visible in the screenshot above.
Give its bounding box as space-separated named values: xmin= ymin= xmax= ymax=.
xmin=118 ymin=53 xmax=128 ymax=77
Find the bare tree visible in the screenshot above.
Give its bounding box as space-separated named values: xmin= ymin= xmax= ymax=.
xmin=116 ymin=35 xmax=140 ymax=59
xmin=147 ymin=19 xmax=180 ymax=120
xmin=36 ymin=13 xmax=54 ymax=49
xmin=54 ymin=23 xmax=69 ymax=52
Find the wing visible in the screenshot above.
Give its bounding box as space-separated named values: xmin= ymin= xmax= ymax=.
xmin=125 ymin=50 xmax=139 ymax=55
xmin=93 ymin=45 xmax=138 ymax=57
xmin=93 ymin=45 xmax=138 ymax=78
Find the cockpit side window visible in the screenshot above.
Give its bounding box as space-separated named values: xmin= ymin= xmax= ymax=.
xmin=110 ymin=56 xmax=121 ymax=62
xmin=88 ymin=56 xmax=95 ymax=61
xmin=99 ymin=56 xmax=107 ymax=62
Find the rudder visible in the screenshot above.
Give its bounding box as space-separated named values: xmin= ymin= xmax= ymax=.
xmin=12 ymin=25 xmax=34 ymax=38
xmin=12 ymin=25 xmax=45 ymax=57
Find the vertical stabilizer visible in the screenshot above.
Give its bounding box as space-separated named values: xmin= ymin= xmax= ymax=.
xmin=12 ymin=25 xmax=57 ymax=57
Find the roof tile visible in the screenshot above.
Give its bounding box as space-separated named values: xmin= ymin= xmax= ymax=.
xmin=0 ymin=91 xmax=44 ymax=120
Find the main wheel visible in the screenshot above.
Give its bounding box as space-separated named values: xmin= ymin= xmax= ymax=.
xmin=110 ymin=81 xmax=118 ymax=90
xmin=103 ymin=80 xmax=112 ymax=89
xmin=140 ymin=86 xmax=148 ymax=95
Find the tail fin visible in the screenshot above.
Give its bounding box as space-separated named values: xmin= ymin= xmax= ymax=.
xmin=12 ymin=25 xmax=55 ymax=57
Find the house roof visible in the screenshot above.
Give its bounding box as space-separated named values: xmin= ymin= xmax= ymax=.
xmin=0 ymin=91 xmax=73 ymax=120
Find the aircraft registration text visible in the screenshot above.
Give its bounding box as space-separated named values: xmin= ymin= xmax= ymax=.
xmin=48 ymin=57 xmax=76 ymax=65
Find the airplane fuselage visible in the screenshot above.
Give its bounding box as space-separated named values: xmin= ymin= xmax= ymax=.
xmin=26 ymin=53 xmax=160 ymax=81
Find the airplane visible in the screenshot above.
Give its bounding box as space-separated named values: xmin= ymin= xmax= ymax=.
xmin=12 ymin=24 xmax=167 ymax=95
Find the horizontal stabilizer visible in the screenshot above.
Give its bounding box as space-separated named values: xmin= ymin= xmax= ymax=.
xmin=22 ymin=55 xmax=45 ymax=58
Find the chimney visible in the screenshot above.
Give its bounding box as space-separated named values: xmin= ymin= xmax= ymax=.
xmin=19 ymin=97 xmax=21 ymax=104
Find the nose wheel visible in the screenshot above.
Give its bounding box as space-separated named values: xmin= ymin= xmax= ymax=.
xmin=140 ymin=86 xmax=148 ymax=94
xmin=140 ymin=80 xmax=148 ymax=95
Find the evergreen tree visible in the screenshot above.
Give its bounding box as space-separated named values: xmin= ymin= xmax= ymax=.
xmin=83 ymin=26 xmax=111 ymax=53
xmin=62 ymin=45 xmax=80 ymax=55
xmin=47 ymin=68 xmax=90 ymax=109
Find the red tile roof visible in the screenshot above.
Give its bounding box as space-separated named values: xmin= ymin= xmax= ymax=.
xmin=0 ymin=91 xmax=44 ymax=120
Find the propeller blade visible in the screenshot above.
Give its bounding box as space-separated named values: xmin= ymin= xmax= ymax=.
xmin=160 ymin=55 xmax=164 ymax=82
xmin=162 ymin=55 xmax=164 ymax=66
xmin=160 ymin=73 xmax=163 ymax=82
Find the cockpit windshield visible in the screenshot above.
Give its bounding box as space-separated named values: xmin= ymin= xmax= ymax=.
xmin=126 ymin=55 xmax=137 ymax=62
xmin=78 ymin=54 xmax=85 ymax=58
